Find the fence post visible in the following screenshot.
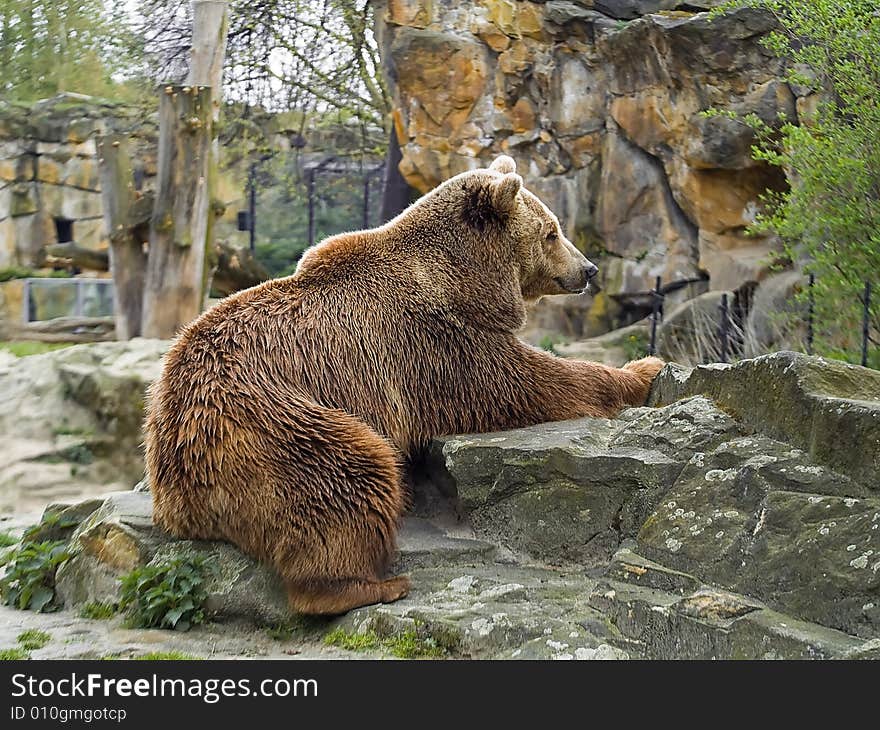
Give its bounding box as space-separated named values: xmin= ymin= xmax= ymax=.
xmin=862 ymin=280 xmax=871 ymax=367
xmin=806 ymin=273 xmax=815 ymax=355
xmin=648 ymin=276 xmax=662 ymax=356
xmin=719 ymin=293 xmax=729 ymax=363
xmin=307 ymin=167 xmax=316 ymax=248
xmin=363 ymin=174 xmax=370 ymax=229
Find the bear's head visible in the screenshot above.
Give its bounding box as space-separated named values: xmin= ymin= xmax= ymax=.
xmin=445 ymin=156 xmax=598 ymax=302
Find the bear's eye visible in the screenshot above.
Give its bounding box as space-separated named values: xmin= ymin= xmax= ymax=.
xmin=546 ymin=231 xmax=558 ymax=242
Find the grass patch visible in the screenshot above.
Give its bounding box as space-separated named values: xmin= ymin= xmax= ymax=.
xmin=132 ymin=651 xmax=202 ymax=661
xmin=52 ymin=425 xmax=94 ymax=437
xmin=0 ymin=341 xmax=73 ymax=357
xmin=0 ymin=648 xmax=30 ymax=660
xmin=323 ymin=627 xmax=447 ymax=659
xmin=0 ymin=531 xmax=17 ymax=548
xmin=324 ymin=628 xmax=381 ymax=652
xmin=79 ymin=601 xmax=117 ymax=620
xmin=17 ymin=630 xmax=50 ymax=650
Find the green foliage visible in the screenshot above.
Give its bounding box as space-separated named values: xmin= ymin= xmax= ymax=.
xmin=0 ymin=540 xmax=70 ymax=612
xmin=0 ymin=0 xmax=143 ymax=101
xmin=0 ymin=341 xmax=73 ymax=358
xmin=0 ymin=264 xmax=71 ymax=282
xmin=119 ymin=556 xmax=213 ymax=632
xmin=323 ymin=627 xmax=447 ymax=658
xmin=709 ymin=1 xmax=880 ymax=363
xmin=0 ymin=531 xmax=17 ymax=548
xmin=538 ymin=334 xmax=570 ymax=354
xmin=78 ymin=601 xmax=117 ymax=620
xmin=0 ymin=648 xmax=30 ymax=660
xmin=17 ymin=630 xmax=51 ymax=650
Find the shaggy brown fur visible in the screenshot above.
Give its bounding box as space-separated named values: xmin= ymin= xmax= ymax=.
xmin=145 ymin=155 xmax=664 ymax=615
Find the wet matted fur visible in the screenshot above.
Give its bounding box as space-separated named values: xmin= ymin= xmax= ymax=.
xmin=145 ymin=156 xmax=664 ymax=615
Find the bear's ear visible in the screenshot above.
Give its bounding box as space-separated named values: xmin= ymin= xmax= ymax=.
xmin=489 ymin=155 xmax=517 ymax=174
xmin=491 ymin=172 xmax=522 ymax=215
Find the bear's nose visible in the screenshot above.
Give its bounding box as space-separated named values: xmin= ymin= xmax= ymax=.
xmin=585 ymin=263 xmax=599 ymax=280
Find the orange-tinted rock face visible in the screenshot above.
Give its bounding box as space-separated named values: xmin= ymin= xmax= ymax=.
xmin=376 ymin=1 xmax=802 ymax=304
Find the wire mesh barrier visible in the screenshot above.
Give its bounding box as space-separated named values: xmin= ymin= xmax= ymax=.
xmin=646 ymin=275 xmax=876 ymax=369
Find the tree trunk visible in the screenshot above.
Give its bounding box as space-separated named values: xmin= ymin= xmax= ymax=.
xmin=187 ymin=0 xmax=228 ymax=118
xmin=141 ymin=86 xmax=213 ymax=339
xmin=98 ymin=134 xmax=146 ymax=340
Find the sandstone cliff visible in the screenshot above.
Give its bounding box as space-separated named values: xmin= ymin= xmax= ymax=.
xmin=376 ymin=0 xmax=807 ymax=324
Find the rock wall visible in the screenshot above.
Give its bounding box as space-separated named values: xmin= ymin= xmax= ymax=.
xmin=376 ymin=1 xmax=807 ymax=322
xmin=0 ymin=94 xmax=158 ymax=269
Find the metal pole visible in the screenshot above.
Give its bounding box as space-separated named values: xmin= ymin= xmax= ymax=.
xmin=719 ymin=293 xmax=729 ymax=363
xmin=363 ymin=173 xmax=370 ymax=229
xmin=307 ymin=168 xmax=316 ymax=248
xmin=862 ymin=280 xmax=871 ymax=367
xmin=648 ymin=276 xmax=662 ymax=356
xmin=806 ymin=273 xmax=815 ymax=355
xmin=248 ymin=163 xmax=256 ymax=254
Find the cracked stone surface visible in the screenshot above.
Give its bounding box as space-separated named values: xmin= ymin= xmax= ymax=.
xmin=2 ymin=353 xmax=879 ymax=659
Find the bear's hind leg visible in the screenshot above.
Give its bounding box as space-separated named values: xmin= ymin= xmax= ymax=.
xmin=286 ymin=575 xmax=410 ymax=615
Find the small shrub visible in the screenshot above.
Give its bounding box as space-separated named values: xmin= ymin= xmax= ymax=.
xmin=119 ymin=556 xmax=213 ymax=631
xmin=0 ymin=531 xmax=17 ymax=548
xmin=0 ymin=648 xmax=30 ymax=660
xmin=17 ymin=630 xmax=50 ymax=650
xmin=0 ymin=540 xmax=70 ymax=612
xmin=78 ymin=601 xmax=117 ymax=620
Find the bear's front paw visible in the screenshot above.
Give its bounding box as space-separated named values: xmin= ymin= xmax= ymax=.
xmin=623 ymin=355 xmax=665 ymax=383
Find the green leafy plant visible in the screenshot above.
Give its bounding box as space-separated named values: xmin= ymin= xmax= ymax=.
xmin=119 ymin=556 xmax=213 ymax=631
xmin=0 ymin=531 xmax=17 ymax=548
xmin=16 ymin=630 xmax=50 ymax=650
xmin=0 ymin=540 xmax=70 ymax=612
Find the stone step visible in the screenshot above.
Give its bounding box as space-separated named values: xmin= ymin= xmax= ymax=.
xmin=333 ymin=563 xmax=629 ymax=660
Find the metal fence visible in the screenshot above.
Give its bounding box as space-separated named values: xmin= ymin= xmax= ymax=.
xmin=647 ymin=274 xmax=876 ymax=369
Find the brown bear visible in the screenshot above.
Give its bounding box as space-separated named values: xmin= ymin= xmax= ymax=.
xmin=145 ymin=155 xmax=664 ymax=615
